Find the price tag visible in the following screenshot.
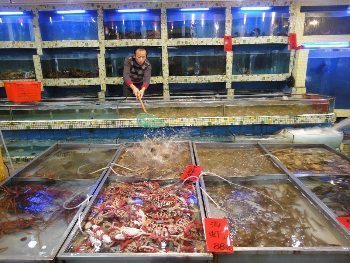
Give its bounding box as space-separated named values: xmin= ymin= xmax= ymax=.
xmin=337 ymin=216 xmax=350 ymax=230
xmin=204 ymin=218 xmax=234 ymax=253
xmin=181 ymin=164 xmax=202 ymax=182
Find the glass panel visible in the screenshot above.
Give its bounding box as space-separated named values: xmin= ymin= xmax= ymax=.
xmin=0 ymin=12 xmax=35 ymax=41
xmin=300 ymin=175 xmax=350 ymax=217
xmin=168 ymin=46 xmax=226 ymax=76
xmin=0 ymin=49 xmax=36 ymax=79
xmin=41 ymin=48 xmax=99 ymax=78
xmin=233 ymin=81 xmax=291 ymax=95
xmin=233 ymin=44 xmax=290 ymax=75
xmin=106 ymin=84 xmax=163 ymax=97
xmin=204 ymin=178 xmax=350 ymax=247
xmin=306 ymin=48 xmax=350 ymax=109
xmin=39 ymin=10 xmax=98 ymax=41
xmin=304 ymin=11 xmax=350 ymax=35
xmin=232 ymin=7 xmax=289 ymax=37
xmin=169 ymin=82 xmax=226 ymax=96
xmin=167 ymin=8 xmax=225 ymax=38
xmin=103 ymin=9 xmax=161 ymax=39
xmin=105 ymin=47 xmax=162 ymax=77
xmin=43 ymin=85 xmax=101 ymax=98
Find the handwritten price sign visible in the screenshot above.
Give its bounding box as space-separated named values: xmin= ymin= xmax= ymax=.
xmin=181 ymin=164 xmax=202 ymax=182
xmin=204 ymin=218 xmax=234 ymax=253
xmin=337 ymin=216 xmax=350 ymax=230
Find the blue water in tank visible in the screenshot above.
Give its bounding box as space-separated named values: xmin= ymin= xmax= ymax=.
xmin=306 ymin=48 xmax=350 ymax=109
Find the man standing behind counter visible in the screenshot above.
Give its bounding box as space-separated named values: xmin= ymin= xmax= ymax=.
xmin=123 ymin=47 xmax=152 ymax=99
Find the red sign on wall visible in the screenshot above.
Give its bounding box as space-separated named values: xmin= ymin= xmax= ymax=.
xmin=288 ymin=33 xmax=298 ymax=50
xmin=224 ymin=35 xmax=232 ymax=52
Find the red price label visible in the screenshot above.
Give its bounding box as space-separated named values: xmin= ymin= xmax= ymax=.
xmin=181 ymin=164 xmax=202 ymax=182
xmin=337 ymin=216 xmax=350 ymax=230
xmin=204 ymin=218 xmax=234 ymax=253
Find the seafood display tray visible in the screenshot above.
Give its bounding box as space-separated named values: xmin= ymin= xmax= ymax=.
xmin=262 ymin=144 xmax=350 ymax=176
xmin=58 ymin=175 xmax=212 ymax=263
xmin=199 ymin=175 xmax=350 ymax=263
xmin=0 ymin=143 xmax=119 ymax=262
xmin=193 ymin=142 xmax=284 ymax=177
xmin=111 ymin=140 xmax=195 ymax=180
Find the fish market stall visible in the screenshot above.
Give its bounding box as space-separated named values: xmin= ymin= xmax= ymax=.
xmin=0 ymin=143 xmax=119 ymax=262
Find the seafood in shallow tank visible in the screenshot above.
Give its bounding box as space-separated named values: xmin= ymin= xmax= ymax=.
xmin=204 ymin=179 xmax=349 ymax=247
xmin=269 ymin=147 xmax=350 ymax=174
xmin=113 ymin=140 xmax=192 ymax=179
xmin=69 ymin=180 xmax=205 ymax=253
xmin=196 ymin=146 xmax=282 ymax=176
xmin=300 ymin=175 xmax=350 ymax=217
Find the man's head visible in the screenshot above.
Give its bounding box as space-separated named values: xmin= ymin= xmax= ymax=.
xmin=134 ymin=47 xmax=147 ymax=65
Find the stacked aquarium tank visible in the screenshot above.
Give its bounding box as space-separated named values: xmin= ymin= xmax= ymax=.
xmin=303 ymin=6 xmax=350 ymax=35
xmin=39 ymin=10 xmax=98 ymax=41
xmin=105 ymin=46 xmax=162 ymax=77
xmin=103 ymin=9 xmax=161 ymax=39
xmin=232 ymin=6 xmax=289 ymax=37
xmin=41 ymin=48 xmax=99 ymax=78
xmin=0 ymin=49 xmax=36 ymax=79
xmin=306 ymin=48 xmax=350 ymax=109
xmin=167 ymin=8 xmax=225 ymax=38
xmin=168 ymin=46 xmax=226 ymax=76
xmin=0 ymin=11 xmax=35 ymax=41
xmin=232 ymin=44 xmax=290 ymax=75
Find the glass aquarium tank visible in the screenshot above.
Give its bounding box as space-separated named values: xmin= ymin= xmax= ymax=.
xmin=105 ymin=47 xmax=162 ymax=77
xmin=232 ymin=81 xmax=291 ymax=95
xmin=43 ymin=85 xmax=101 ymax=99
xmin=39 ymin=10 xmax=98 ymax=41
xmin=306 ymin=48 xmax=350 ymax=109
xmin=106 ymin=83 xmax=163 ymax=97
xmin=41 ymin=48 xmax=99 ymax=78
xmin=167 ymin=8 xmax=225 ymax=38
xmin=303 ymin=7 xmax=350 ymax=35
xmin=168 ymin=45 xmax=226 ymax=76
xmin=0 ymin=49 xmax=36 ymax=80
xmin=233 ymin=44 xmax=290 ymax=75
xmin=232 ymin=6 xmax=289 ymax=37
xmin=103 ymin=9 xmax=161 ymax=39
xmin=0 ymin=11 xmax=35 ymax=41
xmin=169 ymin=82 xmax=226 ymax=96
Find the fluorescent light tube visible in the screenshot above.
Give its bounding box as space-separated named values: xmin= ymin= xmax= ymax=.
xmin=117 ymin=9 xmax=148 ymax=13
xmin=0 ymin=11 xmax=24 ymax=15
xmin=303 ymin=42 xmax=349 ymax=48
xmin=180 ymin=8 xmax=210 ymax=11
xmin=240 ymin=7 xmax=271 ymax=11
xmin=56 ymin=10 xmax=86 ymax=14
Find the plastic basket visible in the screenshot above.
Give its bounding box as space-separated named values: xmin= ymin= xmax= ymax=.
xmin=4 ymin=81 xmax=41 ymax=103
